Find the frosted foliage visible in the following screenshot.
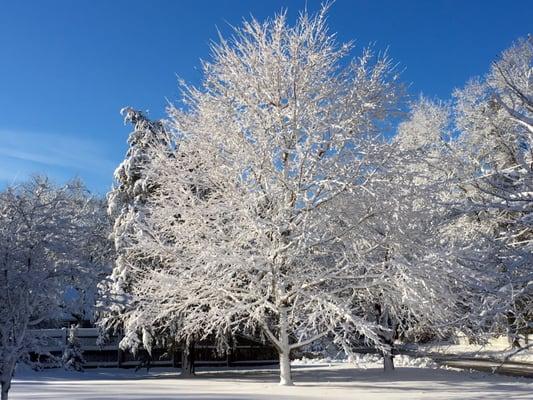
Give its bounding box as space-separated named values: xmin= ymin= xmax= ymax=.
xmin=99 ymin=107 xmax=172 ymax=339
xmin=456 ymin=37 xmax=532 ymax=253
xmin=0 ymin=177 xmax=110 ymax=400
xmin=393 ymin=97 xmax=461 ymax=190
xmin=452 ymin=36 xmax=532 ymax=339
xmin=95 ymin=7 xmax=532 ymax=387
xmin=104 ymin=7 xmax=479 ymax=385
xmin=396 ymin=97 xmax=451 ymax=150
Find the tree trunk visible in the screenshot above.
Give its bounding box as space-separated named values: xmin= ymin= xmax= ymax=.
xmin=181 ymin=341 xmax=195 ymax=376
xmin=1 ymin=360 xmax=15 ymax=400
xmin=278 ymin=307 xmax=293 ymax=386
xmin=225 ymin=332 xmax=234 ymax=367
xmin=279 ymin=351 xmax=293 ymax=386
xmin=1 ymin=380 xmax=10 ymax=400
xmin=507 ymin=312 xmax=521 ymax=348
xmin=226 ymin=350 xmax=233 ymax=368
xmin=383 ymin=351 xmax=395 ymax=372
xmin=382 ymin=338 xmax=396 ymax=372
xmin=375 ymin=304 xmax=397 ymax=372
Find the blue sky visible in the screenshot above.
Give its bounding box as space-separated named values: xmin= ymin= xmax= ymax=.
xmin=1 ymin=0 xmax=531 ymax=194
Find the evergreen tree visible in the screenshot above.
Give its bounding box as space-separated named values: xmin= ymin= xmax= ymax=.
xmin=62 ymin=325 xmax=85 ymax=372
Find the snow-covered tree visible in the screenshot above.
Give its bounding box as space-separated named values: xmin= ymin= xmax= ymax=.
xmin=453 ymin=36 xmax=533 ymax=346
xmin=331 ymin=97 xmax=477 ymax=371
xmin=103 ymin=107 xmax=171 ymax=303
xmin=0 ymin=177 xmax=107 ymax=400
xmin=97 ymin=108 xmax=187 ymax=367
xmin=118 ymin=7 xmax=412 ymax=385
xmin=63 ymin=195 xmax=113 ymax=324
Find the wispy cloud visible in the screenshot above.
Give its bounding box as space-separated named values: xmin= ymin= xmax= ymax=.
xmin=0 ymin=129 xmax=117 ymax=191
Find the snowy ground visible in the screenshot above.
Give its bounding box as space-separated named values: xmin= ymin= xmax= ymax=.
xmin=10 ymin=360 xmax=532 ymax=400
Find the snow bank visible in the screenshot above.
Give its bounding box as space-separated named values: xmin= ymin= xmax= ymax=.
xmin=293 ymin=353 xmax=440 ymax=369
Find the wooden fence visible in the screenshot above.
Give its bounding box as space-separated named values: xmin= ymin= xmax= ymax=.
xmin=31 ymin=328 xmax=278 ymax=368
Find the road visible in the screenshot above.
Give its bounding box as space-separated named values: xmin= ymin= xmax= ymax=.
xmin=353 ymin=346 xmax=533 ymax=378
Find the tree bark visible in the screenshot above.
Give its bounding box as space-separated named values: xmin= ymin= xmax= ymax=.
xmin=226 ymin=350 xmax=233 ymax=368
xmin=382 ymin=337 xmax=396 ymax=372
xmin=375 ymin=304 xmax=397 ymax=372
xmin=1 ymin=360 xmax=15 ymax=400
xmin=507 ymin=312 xmax=521 ymax=348
xmin=181 ymin=341 xmax=195 ymax=376
xmin=1 ymin=380 xmax=10 ymax=400
xmin=383 ymin=351 xmax=395 ymax=372
xmin=278 ymin=307 xmax=293 ymax=386
xmin=279 ymin=351 xmax=293 ymax=386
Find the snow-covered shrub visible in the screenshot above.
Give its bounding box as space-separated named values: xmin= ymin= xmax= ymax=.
xmin=62 ymin=326 xmax=85 ymax=372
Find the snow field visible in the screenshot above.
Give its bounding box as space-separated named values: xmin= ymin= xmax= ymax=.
xmin=11 ymin=362 xmax=532 ymax=400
